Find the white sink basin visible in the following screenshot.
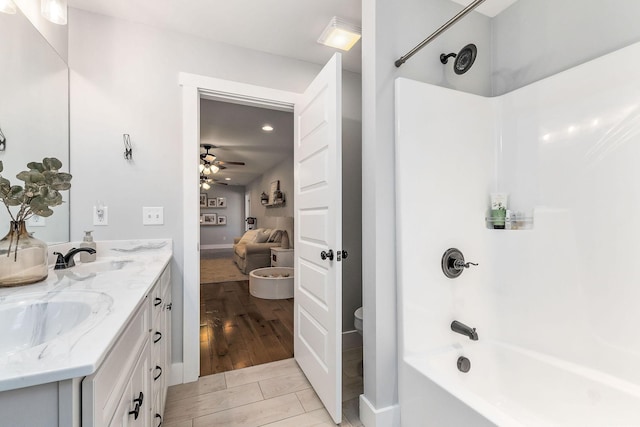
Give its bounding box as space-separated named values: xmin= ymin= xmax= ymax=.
xmin=0 ymin=291 xmax=113 ymax=357
xmin=68 ymin=259 xmax=137 ymax=275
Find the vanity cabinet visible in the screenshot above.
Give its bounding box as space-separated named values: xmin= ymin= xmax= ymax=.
xmin=83 ymin=265 xmax=172 ymax=427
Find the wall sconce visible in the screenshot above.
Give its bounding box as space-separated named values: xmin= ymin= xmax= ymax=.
xmin=0 ymin=0 xmax=17 ymax=14
xmin=0 ymin=126 xmax=6 ymax=151
xmin=123 ymin=134 xmax=133 ymax=160
xmin=41 ymin=0 xmax=67 ymax=25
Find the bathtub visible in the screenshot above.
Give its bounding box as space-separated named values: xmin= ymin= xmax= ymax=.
xmin=400 ymin=341 xmax=640 ymax=426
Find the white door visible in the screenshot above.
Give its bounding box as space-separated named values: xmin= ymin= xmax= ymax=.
xmin=294 ymin=53 xmax=343 ymax=424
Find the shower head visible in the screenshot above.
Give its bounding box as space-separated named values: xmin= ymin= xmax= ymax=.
xmin=440 ymin=44 xmax=477 ymax=75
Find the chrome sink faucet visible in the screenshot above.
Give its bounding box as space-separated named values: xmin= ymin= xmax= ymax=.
xmin=451 ymin=320 xmax=478 ymax=341
xmin=53 ymin=248 xmax=97 ymax=270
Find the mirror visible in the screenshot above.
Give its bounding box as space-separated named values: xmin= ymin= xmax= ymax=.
xmin=0 ymin=6 xmax=69 ymax=244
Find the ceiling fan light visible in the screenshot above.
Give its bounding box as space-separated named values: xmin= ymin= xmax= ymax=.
xmin=202 ymin=182 xmax=210 ymax=190
xmin=199 ymin=163 xmax=205 ymax=173
xmin=210 ymin=165 xmax=220 ymax=174
xmin=203 ymin=167 xmax=211 ymax=175
xmin=0 ymin=0 xmax=17 ymax=14
xmin=41 ymin=0 xmax=67 ymax=25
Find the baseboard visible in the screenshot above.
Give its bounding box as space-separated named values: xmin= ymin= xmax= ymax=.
xmin=342 ymin=330 xmax=363 ymax=350
xmin=201 ymin=244 xmax=234 ymax=250
xmin=359 ymin=395 xmax=401 ymax=427
xmin=169 ymin=362 xmax=184 ymax=386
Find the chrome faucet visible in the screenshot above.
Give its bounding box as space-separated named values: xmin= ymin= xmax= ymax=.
xmin=451 ymin=320 xmax=478 ymax=341
xmin=53 ymin=247 xmax=97 ymax=270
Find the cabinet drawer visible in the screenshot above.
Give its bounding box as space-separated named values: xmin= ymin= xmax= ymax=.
xmin=82 ymin=301 xmax=149 ymax=427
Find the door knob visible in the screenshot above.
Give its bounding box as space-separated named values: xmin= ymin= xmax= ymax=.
xmin=320 ymin=249 xmax=334 ymax=261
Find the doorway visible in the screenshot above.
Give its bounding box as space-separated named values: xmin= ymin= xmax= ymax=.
xmin=181 ymin=53 xmax=351 ymax=423
xmin=198 ymin=98 xmax=295 ymax=376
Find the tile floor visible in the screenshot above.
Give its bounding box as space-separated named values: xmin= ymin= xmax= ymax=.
xmin=165 ymin=348 xmax=363 ymax=427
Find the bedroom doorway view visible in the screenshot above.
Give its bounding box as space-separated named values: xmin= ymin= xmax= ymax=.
xmin=198 ymin=98 xmax=295 ymax=376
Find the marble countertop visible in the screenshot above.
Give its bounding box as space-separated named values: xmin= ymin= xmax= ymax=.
xmin=0 ymin=239 xmax=172 ymax=392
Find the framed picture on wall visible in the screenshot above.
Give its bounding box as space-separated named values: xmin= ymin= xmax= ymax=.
xmin=202 ymin=213 xmax=217 ymax=225
xmin=200 ymin=194 xmax=207 ymax=207
xmin=217 ymin=197 xmax=227 ymax=207
xmin=217 ymin=215 xmax=227 ymax=225
xmin=207 ymin=198 xmax=217 ymax=207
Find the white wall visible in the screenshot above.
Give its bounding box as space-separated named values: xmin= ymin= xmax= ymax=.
xmin=68 ymin=8 xmax=362 ymax=369
xmin=246 ymin=154 xmax=295 ymax=226
xmin=491 ymin=0 xmax=640 ymax=95
xmin=199 ymin=185 xmax=245 ymax=248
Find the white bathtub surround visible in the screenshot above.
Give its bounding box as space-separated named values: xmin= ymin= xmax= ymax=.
xmin=0 ymin=239 xmax=172 ymax=392
xmin=396 ymin=40 xmax=640 ymax=425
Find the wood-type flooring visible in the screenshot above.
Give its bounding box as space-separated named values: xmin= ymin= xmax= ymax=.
xmin=200 ymin=280 xmax=294 ymax=376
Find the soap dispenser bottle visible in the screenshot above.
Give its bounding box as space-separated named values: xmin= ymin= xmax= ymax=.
xmin=80 ymin=230 xmax=97 ymax=263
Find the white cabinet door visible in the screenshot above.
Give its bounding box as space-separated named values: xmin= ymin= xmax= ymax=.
xmin=294 ymin=52 xmax=343 ymax=424
xmin=108 ymin=341 xmax=150 ymax=427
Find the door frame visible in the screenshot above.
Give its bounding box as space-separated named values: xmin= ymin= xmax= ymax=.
xmin=179 ymin=72 xmax=299 ymax=383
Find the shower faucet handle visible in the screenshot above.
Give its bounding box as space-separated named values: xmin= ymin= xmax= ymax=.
xmin=453 ymin=259 xmax=478 ymax=270
xmin=441 ymin=248 xmax=478 ymax=279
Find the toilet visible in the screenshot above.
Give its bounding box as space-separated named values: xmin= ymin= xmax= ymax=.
xmin=354 ymin=306 xmax=363 ymax=335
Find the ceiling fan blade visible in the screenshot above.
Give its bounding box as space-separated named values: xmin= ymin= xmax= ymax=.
xmin=216 ymin=161 xmax=245 ymax=166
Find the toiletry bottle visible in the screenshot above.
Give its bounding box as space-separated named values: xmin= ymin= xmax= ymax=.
xmin=80 ymin=230 xmax=97 ymax=263
xmin=490 ymin=193 xmax=508 ymax=229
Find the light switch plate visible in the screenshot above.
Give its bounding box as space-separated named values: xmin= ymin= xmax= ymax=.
xmin=93 ymin=206 xmax=108 ymax=226
xmin=143 ymin=207 xmax=164 ymax=225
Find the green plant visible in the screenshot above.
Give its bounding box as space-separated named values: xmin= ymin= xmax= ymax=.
xmin=0 ymin=157 xmax=72 ymax=223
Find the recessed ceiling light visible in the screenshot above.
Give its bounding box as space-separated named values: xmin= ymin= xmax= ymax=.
xmin=262 ymin=124 xmax=274 ymax=132
xmin=225 ymin=177 xmax=231 ymax=181
xmin=318 ymin=17 xmax=361 ymax=51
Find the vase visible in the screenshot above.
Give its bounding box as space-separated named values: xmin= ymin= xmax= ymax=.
xmin=0 ymin=221 xmax=48 ymax=287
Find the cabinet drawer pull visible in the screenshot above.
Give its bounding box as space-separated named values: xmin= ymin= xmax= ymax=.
xmin=165 ymin=302 xmax=172 ymax=311
xmin=154 ymin=297 xmax=162 ymax=306
xmin=154 ymin=365 xmax=163 ymax=381
xmin=153 ymin=331 xmax=162 ymax=343
xmin=128 ymin=392 xmax=144 ymax=420
xmin=155 ymin=414 xmax=163 ymax=427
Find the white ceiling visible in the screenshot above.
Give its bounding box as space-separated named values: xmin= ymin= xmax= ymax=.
xmin=199 ymin=99 xmax=293 ymax=186
xmin=67 ymin=0 xmax=362 ymax=73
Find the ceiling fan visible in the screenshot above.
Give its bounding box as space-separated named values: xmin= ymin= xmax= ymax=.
xmin=199 ymin=174 xmax=228 ymax=189
xmin=199 ymin=144 xmax=245 ymax=175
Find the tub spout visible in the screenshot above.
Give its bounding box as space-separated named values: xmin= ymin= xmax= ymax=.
xmin=451 ymin=320 xmax=478 ymax=341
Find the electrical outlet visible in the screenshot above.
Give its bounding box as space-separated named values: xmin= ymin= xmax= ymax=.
xmin=93 ymin=205 xmax=108 ymax=226
xmin=143 ymin=207 xmax=164 ymax=225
